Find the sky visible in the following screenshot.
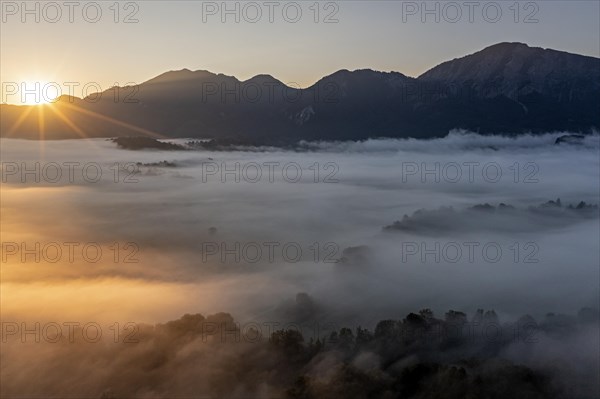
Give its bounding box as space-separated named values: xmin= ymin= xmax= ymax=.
xmin=1 ymin=0 xmax=599 ymax=104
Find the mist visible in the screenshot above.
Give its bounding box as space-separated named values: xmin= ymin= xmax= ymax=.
xmin=1 ymin=131 xmax=598 ymax=397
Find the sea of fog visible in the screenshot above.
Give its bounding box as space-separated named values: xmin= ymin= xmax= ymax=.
xmin=1 ymin=131 xmax=599 ymax=328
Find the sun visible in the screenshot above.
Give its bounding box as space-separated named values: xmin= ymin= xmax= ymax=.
xmin=17 ymin=80 xmax=58 ymax=105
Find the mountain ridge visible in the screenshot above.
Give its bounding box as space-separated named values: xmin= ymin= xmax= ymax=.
xmin=2 ymin=42 xmax=599 ymax=142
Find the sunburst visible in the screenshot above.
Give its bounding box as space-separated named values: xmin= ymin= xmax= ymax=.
xmin=3 ymin=95 xmax=166 ymax=141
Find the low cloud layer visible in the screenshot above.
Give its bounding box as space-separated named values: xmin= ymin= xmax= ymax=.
xmin=1 ymin=131 xmax=598 ymax=397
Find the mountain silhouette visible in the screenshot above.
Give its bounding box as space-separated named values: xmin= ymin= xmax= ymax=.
xmin=2 ymin=42 xmax=598 ymax=143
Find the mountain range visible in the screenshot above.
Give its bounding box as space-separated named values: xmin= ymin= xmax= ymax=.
xmin=2 ymin=42 xmax=599 ymax=144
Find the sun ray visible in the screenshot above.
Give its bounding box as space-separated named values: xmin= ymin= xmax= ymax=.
xmin=37 ymin=106 xmax=46 ymax=138
xmin=3 ymin=98 xmax=167 ymax=141
xmin=57 ymin=101 xmax=166 ymax=139
xmin=37 ymin=105 xmax=46 ymax=157
xmin=39 ymin=104 xmax=106 ymax=152
xmin=46 ymin=105 xmax=88 ymax=138
xmin=4 ymin=106 xmax=35 ymax=137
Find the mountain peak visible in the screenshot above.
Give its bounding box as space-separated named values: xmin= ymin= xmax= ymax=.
xmin=54 ymin=94 xmax=83 ymax=104
xmin=319 ymin=68 xmax=410 ymax=83
xmin=418 ymin=41 xmax=600 ymax=88
xmin=244 ymin=74 xmax=284 ymax=86
xmin=145 ymin=69 xmax=217 ymax=84
xmin=482 ymin=42 xmax=529 ymax=50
